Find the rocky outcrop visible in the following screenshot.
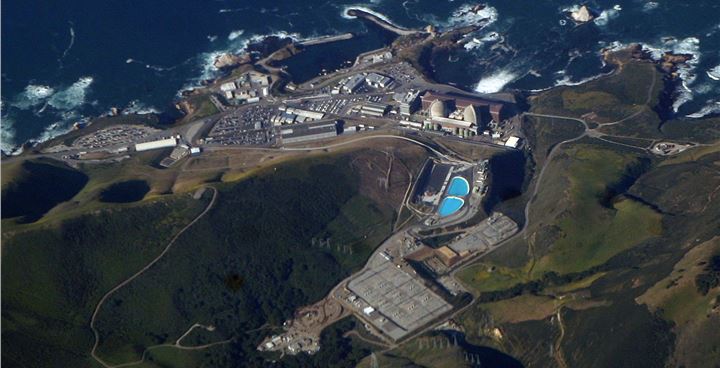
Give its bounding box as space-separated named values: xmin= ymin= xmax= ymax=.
xmin=660 ymin=52 xmax=693 ymax=76
xmin=570 ymin=5 xmax=595 ymax=23
xmin=213 ymin=53 xmax=251 ymax=70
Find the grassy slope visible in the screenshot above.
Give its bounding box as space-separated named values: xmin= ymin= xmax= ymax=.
xmin=531 ymin=146 xmax=662 ymax=276
xmin=458 ymin=143 xmax=661 ymax=290
xmin=1 ymin=195 xmax=209 ymax=368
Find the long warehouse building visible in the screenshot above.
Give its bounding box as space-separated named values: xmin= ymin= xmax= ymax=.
xmin=280 ymin=121 xmax=338 ymax=144
xmin=135 ymin=137 xmax=178 ymax=152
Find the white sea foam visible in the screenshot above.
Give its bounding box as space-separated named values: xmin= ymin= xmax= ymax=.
xmin=642 ymin=2 xmax=659 ymax=12
xmin=474 ymin=69 xmax=517 ymax=93
xmin=594 ymin=5 xmax=621 ymax=27
xmin=12 ymin=84 xmax=55 ymax=110
xmin=207 ymin=35 xmax=218 ymax=42
xmin=341 ymin=5 xmax=399 ymax=26
xmin=555 ymin=71 xmax=612 ymax=87
xmin=707 ymin=65 xmax=720 ymax=81
xmin=33 ymin=118 xmax=76 ymax=145
xmin=218 ymin=7 xmax=248 ymax=14
xmin=1 ymin=114 xmax=20 ymax=154
xmin=686 ymin=100 xmax=720 ymax=118
xmin=59 ymin=24 xmax=76 ymax=62
xmin=47 ymin=76 xmax=93 ymax=110
xmin=645 ymin=37 xmax=701 ymax=111
xmin=431 ymin=3 xmax=498 ymax=31
xmin=123 ymin=100 xmax=160 ymax=115
xmin=561 ymin=4 xmax=581 ymax=14
xmin=463 ymin=32 xmax=501 ymax=51
xmin=228 ymin=29 xmax=245 ymax=41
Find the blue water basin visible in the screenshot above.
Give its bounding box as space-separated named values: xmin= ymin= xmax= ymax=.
xmin=438 ymin=196 xmax=465 ymax=217
xmin=447 ymin=176 xmax=470 ymax=197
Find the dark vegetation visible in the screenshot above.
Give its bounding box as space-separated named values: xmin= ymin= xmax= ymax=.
xmin=483 ymin=150 xmax=527 ymax=215
xmin=90 ymin=153 xmax=397 ymax=365
xmin=695 ymin=254 xmax=720 ymax=296
xmin=1 ymin=160 xmax=88 ymax=223
xmin=99 ymin=180 xmax=150 ymax=203
xmin=1 ymin=196 xmax=208 ymax=368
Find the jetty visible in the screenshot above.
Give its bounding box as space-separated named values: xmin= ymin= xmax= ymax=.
xmin=346 ymin=8 xmax=421 ymax=36
xmin=299 ymin=33 xmax=354 ymax=46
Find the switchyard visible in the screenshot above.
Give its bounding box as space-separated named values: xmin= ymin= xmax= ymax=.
xmin=346 ymin=257 xmax=452 ymax=341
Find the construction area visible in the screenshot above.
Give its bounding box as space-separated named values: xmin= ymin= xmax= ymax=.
xmin=257 ymin=297 xmax=348 ymax=355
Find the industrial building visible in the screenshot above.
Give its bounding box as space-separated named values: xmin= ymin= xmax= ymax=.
xmin=393 ymin=90 xmax=421 ymax=116
xmin=420 ymin=92 xmax=505 ymax=136
xmin=359 ymin=102 xmax=389 ymax=117
xmin=218 ymin=71 xmax=271 ymax=103
xmin=504 ymin=136 xmax=521 ymax=148
xmin=279 ymin=121 xmax=338 ymax=144
xmin=340 ymin=74 xmax=366 ymax=94
xmin=135 ymin=137 xmax=178 ymax=152
xmin=399 ymin=120 xmax=423 ymax=130
xmin=272 ymin=107 xmax=326 ymax=126
xmin=365 ymin=72 xmax=393 ymax=89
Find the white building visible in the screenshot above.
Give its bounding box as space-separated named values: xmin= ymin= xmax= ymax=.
xmin=220 ymin=82 xmax=237 ymax=91
xmin=135 ymin=137 xmax=178 ymax=152
xmin=365 ymin=73 xmax=393 ymax=89
xmin=504 ymin=136 xmax=521 ymax=148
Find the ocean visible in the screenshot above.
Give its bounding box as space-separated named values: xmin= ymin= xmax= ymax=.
xmin=2 ymin=0 xmax=719 ymax=154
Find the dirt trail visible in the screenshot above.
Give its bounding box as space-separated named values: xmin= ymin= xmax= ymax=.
xmin=89 ymin=187 xmax=218 ymax=368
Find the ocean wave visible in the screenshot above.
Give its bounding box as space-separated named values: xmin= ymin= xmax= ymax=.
xmin=125 ymin=58 xmax=181 ymax=72
xmin=707 ymin=64 xmax=720 ymax=81
xmin=474 ymin=69 xmax=517 ymax=93
xmin=686 ymin=100 xmax=720 ymax=118
xmin=218 ymin=7 xmax=249 ymax=14
xmin=0 ymin=114 xmax=20 ymax=155
xmin=463 ymin=32 xmax=502 ymax=51
xmin=12 ymin=84 xmax=55 ymax=110
xmin=528 ymin=69 xmax=615 ymax=93
xmin=642 ymin=2 xmax=659 ymax=12
xmin=228 ymin=29 xmax=245 ymax=41
xmin=123 ymin=100 xmax=160 ymax=115
xmin=59 ymin=23 xmax=76 ymax=64
xmin=594 ymin=5 xmax=621 ymax=27
xmin=47 ymin=76 xmax=93 ymax=110
xmin=446 ymin=4 xmax=499 ymax=29
xmin=340 ymin=5 xmax=400 ymax=26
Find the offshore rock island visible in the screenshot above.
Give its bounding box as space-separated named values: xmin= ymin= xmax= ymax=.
xmin=2 ymin=2 xmax=720 ymax=368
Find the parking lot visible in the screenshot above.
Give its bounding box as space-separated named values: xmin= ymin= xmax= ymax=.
xmin=206 ymin=106 xmax=276 ymax=145
xmin=72 ymin=125 xmax=160 ymax=149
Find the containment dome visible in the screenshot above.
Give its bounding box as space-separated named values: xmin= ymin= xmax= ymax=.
xmin=429 ymin=99 xmax=447 ymax=118
xmin=463 ymin=105 xmax=478 ymax=124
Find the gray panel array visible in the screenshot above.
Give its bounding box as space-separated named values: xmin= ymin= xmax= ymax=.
xmin=347 ymin=260 xmax=452 ymax=340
